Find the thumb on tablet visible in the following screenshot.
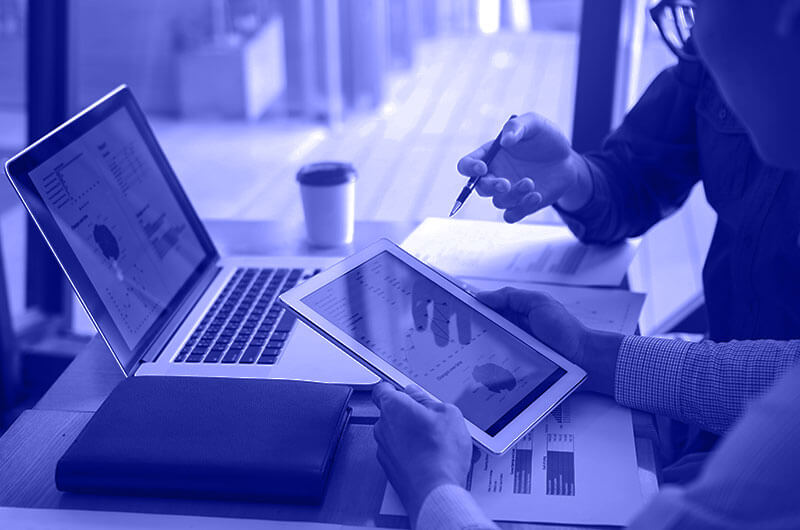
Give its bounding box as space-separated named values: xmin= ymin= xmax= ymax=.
xmin=404 ymin=384 xmax=440 ymax=409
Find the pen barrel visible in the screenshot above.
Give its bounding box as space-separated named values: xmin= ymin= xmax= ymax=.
xmin=456 ymin=186 xmax=472 ymax=203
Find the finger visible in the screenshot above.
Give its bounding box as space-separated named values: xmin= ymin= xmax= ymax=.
xmin=372 ymin=381 xmax=397 ymax=410
xmin=456 ymin=156 xmax=488 ymax=178
xmin=492 ymin=178 xmax=535 ymax=209
xmin=474 ymin=175 xmax=511 ymax=197
xmin=499 ymin=112 xmax=548 ymax=149
xmin=510 ymin=287 xmax=555 ymax=313
xmin=457 ymin=141 xmax=494 ymax=175
xmin=376 ymin=382 xmax=429 ymax=417
xmin=476 ymin=287 xmax=552 ymax=317
xmin=503 ymin=191 xmax=543 ymax=223
xmin=474 ymin=289 xmax=508 ymax=310
xmin=404 ymin=384 xmax=438 ymax=408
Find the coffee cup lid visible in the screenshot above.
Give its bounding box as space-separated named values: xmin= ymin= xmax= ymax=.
xmin=296 ymin=162 xmax=357 ymax=186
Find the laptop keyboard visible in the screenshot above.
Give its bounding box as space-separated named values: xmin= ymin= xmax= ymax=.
xmin=173 ymin=267 xmax=318 ymax=366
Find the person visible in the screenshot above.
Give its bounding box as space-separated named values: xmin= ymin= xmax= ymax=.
xmin=458 ymin=0 xmax=800 ymax=471
xmin=456 ymin=1 xmax=800 ymax=346
xmin=372 ymin=0 xmax=800 ymax=528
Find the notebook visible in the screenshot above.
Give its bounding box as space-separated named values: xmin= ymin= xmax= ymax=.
xmin=56 ymin=377 xmax=352 ymax=504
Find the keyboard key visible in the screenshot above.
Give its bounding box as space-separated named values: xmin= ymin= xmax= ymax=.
xmin=187 ymin=353 xmax=205 ymax=363
xmin=240 ymin=345 xmax=261 ymax=364
xmin=250 ymin=337 xmax=266 ymax=347
xmin=204 ymin=351 xmax=224 ymax=363
xmin=175 ymin=347 xmax=191 ymax=362
xmin=271 ymin=331 xmax=289 ymax=341
xmin=267 ymin=339 xmax=285 ymax=349
xmin=222 ymin=350 xmax=241 ymax=363
xmin=263 ymin=346 xmax=282 ymax=357
xmin=257 ymin=353 xmax=278 ymax=365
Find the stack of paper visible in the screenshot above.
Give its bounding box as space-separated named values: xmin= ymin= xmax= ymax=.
xmin=401 ymin=217 xmax=640 ymax=287
xmin=380 ymin=394 xmax=646 ymax=526
xmin=465 ymin=278 xmax=645 ymax=335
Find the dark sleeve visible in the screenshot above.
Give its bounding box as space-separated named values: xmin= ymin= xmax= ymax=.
xmin=555 ymin=59 xmax=703 ymax=244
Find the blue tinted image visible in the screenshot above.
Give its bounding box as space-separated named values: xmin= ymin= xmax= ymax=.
xmin=2 ymin=0 xmax=800 ymax=528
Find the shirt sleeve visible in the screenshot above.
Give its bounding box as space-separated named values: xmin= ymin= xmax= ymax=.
xmin=554 ymin=58 xmax=703 ymax=244
xmin=627 ymin=363 xmax=800 ymax=529
xmin=415 ymin=484 xmax=499 ymax=530
xmin=614 ymin=335 xmax=800 ymax=435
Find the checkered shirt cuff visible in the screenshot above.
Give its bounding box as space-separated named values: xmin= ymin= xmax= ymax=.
xmin=615 ymin=335 xmax=692 ymax=421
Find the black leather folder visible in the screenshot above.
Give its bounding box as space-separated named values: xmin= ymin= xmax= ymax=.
xmin=56 ymin=376 xmax=352 ymax=503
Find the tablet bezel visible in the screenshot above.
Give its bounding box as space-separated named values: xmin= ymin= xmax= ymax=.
xmin=280 ymin=238 xmax=586 ymax=455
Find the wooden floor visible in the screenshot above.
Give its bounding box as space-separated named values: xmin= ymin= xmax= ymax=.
xmin=152 ymin=31 xmax=577 ymax=226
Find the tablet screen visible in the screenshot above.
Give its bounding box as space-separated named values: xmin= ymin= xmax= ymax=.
xmin=302 ymin=251 xmax=566 ymax=435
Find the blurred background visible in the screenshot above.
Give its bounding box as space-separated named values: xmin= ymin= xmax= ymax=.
xmin=0 ymin=0 xmax=714 ymax=424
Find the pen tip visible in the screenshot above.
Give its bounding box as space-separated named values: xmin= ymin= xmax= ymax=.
xmin=449 ymin=202 xmax=462 ymax=217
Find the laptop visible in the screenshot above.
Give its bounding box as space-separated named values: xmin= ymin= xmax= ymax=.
xmin=4 ymin=85 xmax=378 ymax=387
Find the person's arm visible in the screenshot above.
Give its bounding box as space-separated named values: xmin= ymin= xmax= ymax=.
xmin=554 ymin=59 xmax=704 ymax=244
xmin=476 ymin=288 xmax=800 ymax=434
xmin=416 ymin=484 xmax=500 ymax=530
xmin=626 ymin=362 xmax=800 ymax=529
xmin=615 ymin=335 xmax=800 ymax=435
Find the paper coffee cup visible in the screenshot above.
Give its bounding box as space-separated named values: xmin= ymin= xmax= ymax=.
xmin=297 ymin=162 xmax=356 ymax=247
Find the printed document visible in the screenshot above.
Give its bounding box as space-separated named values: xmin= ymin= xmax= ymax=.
xmin=401 ymin=217 xmax=640 ymax=287
xmin=464 ymin=278 xmax=645 ymax=335
xmin=380 ymin=394 xmax=646 ymax=526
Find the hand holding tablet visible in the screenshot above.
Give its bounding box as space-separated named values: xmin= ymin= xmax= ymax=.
xmin=280 ymin=239 xmax=586 ymax=454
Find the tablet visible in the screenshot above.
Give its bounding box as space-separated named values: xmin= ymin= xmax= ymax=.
xmin=280 ymin=239 xmax=586 ymax=454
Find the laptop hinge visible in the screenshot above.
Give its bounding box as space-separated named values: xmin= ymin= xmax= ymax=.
xmin=139 ymin=264 xmax=222 ymax=364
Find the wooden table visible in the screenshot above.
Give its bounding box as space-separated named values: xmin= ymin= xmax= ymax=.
xmin=0 ymin=219 xmax=658 ymax=528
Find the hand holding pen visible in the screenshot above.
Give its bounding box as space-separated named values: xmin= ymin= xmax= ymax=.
xmin=453 ymin=112 xmax=589 ymax=223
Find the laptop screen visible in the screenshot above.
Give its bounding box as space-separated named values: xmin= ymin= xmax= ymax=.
xmin=6 ymin=87 xmax=218 ymax=374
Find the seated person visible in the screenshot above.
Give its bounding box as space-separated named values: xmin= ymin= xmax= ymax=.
xmin=373 ymin=0 xmax=800 ymax=526
xmin=457 ymin=0 xmax=800 ymax=476
xmin=457 ymin=0 xmax=800 ymax=347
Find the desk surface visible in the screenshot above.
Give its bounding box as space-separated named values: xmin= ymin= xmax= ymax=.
xmin=0 ymin=219 xmax=657 ymax=529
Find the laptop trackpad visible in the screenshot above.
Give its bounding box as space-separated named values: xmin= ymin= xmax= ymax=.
xmin=277 ymin=322 xmax=380 ymax=388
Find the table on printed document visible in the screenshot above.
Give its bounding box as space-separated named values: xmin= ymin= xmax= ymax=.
xmin=0 ymin=220 xmax=660 ymax=529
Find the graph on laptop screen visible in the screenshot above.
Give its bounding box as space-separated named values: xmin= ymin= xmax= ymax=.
xmin=27 ymin=107 xmax=206 ymax=348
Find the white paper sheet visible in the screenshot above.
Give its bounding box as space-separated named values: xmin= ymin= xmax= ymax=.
xmin=464 ymin=278 xmax=645 ymax=335
xmin=401 ymin=217 xmax=640 ymax=287
xmin=380 ymin=394 xmax=645 ymax=526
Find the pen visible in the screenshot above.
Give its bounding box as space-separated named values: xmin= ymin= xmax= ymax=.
xmin=449 ymin=114 xmax=517 ymax=217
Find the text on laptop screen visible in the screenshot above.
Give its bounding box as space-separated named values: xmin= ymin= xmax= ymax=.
xmin=301 ymin=251 xmax=566 ymax=436
xmin=28 ymin=107 xmax=207 ymax=349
